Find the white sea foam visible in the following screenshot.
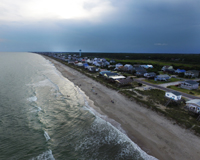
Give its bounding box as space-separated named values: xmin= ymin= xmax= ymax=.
xmin=75 ymin=84 xmax=158 ymax=160
xmin=44 ymin=131 xmax=51 ymax=141
xmin=30 ymin=106 xmax=42 ymax=112
xmin=27 ymin=96 xmax=37 ymax=102
xmin=27 ymin=79 xmax=54 ymax=88
xmin=30 ymin=150 xmax=55 ymax=160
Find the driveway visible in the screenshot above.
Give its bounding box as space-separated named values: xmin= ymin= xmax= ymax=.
xmin=134 ymin=78 xmax=199 ymax=100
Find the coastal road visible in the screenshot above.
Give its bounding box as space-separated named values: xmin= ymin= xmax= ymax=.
xmin=134 ymin=78 xmax=200 ymax=100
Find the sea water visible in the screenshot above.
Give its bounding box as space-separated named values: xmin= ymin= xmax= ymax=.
xmin=0 ymin=52 xmax=157 ymax=160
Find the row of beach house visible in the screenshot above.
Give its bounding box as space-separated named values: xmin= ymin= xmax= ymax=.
xmin=42 ymin=53 xmax=200 ymax=116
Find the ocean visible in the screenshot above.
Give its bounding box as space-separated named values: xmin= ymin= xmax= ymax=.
xmin=0 ymin=52 xmax=156 ymax=160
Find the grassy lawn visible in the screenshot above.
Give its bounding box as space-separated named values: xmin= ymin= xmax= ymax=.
xmin=167 ymin=85 xmax=200 ymax=96
xmin=144 ymin=78 xmax=181 ymax=84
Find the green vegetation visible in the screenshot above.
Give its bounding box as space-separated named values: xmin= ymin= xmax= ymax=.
xmin=123 ymin=89 xmax=200 ymax=134
xmin=167 ymin=85 xmax=200 ymax=96
xmin=144 ymin=78 xmax=181 ymax=84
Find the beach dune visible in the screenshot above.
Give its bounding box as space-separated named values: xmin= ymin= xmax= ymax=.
xmin=44 ymin=56 xmax=200 ymax=160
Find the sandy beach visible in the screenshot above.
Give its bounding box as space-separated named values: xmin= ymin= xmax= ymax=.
xmin=44 ymin=56 xmax=200 ymax=160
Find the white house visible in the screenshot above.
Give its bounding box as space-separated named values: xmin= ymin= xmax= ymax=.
xmin=115 ymin=63 xmax=123 ymax=70
xmin=124 ymin=64 xmax=134 ymax=71
xmin=181 ymin=80 xmax=199 ymax=90
xmin=144 ymin=72 xmax=156 ymax=78
xmin=76 ymin=62 xmax=83 ymax=67
xmin=140 ymin=65 xmax=153 ymax=69
xmin=165 ymin=91 xmax=182 ymax=101
xmin=155 ymin=74 xmax=171 ymax=81
xmin=185 ymin=99 xmax=200 ymax=114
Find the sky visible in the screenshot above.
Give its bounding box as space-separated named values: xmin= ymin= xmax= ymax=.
xmin=0 ymin=0 xmax=199 ymax=53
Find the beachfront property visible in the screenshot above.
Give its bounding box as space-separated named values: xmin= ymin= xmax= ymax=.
xmin=144 ymin=72 xmax=156 ymax=78
xmin=99 ymin=70 xmax=111 ymax=76
xmin=83 ymin=63 xmax=89 ymax=69
xmin=154 ymin=74 xmax=171 ymax=81
xmin=76 ymin=62 xmax=83 ymax=67
xmin=165 ymin=91 xmax=182 ymax=101
xmin=103 ymin=72 xmax=119 ymax=79
xmin=184 ymin=70 xmax=199 ymax=78
xmin=180 ymin=80 xmax=199 ymax=90
xmin=109 ymin=75 xmax=126 ymax=82
xmin=115 ymin=78 xmax=133 ymax=87
xmin=87 ymin=66 xmax=99 ymax=72
xmin=185 ymin=99 xmax=200 ymax=114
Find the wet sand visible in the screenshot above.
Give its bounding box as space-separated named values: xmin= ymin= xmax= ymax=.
xmin=44 ymin=56 xmax=200 ymax=160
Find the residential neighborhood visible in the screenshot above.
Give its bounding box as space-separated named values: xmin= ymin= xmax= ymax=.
xmin=38 ymin=52 xmax=200 ymax=121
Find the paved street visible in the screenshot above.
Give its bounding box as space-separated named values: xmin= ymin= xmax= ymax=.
xmin=134 ymin=78 xmax=200 ymax=100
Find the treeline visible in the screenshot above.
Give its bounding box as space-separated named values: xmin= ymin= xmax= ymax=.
xmin=81 ymin=53 xmax=200 ymax=65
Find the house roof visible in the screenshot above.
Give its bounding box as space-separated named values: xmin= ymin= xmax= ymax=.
xmin=110 ymin=76 xmax=126 ymax=80
xmin=99 ymin=71 xmax=111 ymax=75
xmin=147 ymin=72 xmax=156 ymax=75
xmin=186 ymin=70 xmax=199 ymax=73
xmin=134 ymin=67 xmax=147 ymax=72
xmin=104 ymin=72 xmax=119 ymax=77
xmin=176 ymin=69 xmax=186 ymax=72
xmin=171 ymin=91 xmax=182 ymax=96
xmin=186 ymin=99 xmax=200 ymax=107
xmin=184 ymin=80 xmax=199 ymax=85
xmin=116 ymin=78 xmax=133 ymax=84
xmin=157 ymin=74 xmax=170 ymax=78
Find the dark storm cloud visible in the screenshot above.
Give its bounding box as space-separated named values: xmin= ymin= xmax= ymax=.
xmin=0 ymin=0 xmax=199 ymax=53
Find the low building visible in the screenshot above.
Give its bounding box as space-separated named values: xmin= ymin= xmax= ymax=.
xmin=161 ymin=66 xmax=173 ymax=71
xmin=87 ymin=66 xmax=99 ymax=72
xmin=154 ymin=74 xmax=171 ymax=81
xmin=180 ymin=80 xmax=199 ymax=90
xmin=175 ymin=69 xmax=186 ymax=74
xmin=140 ymin=65 xmax=153 ymax=69
xmin=124 ymin=64 xmax=134 ymax=72
xmin=185 ymin=99 xmax=200 ymax=114
xmin=184 ymin=70 xmax=199 ymax=78
xmin=109 ymin=76 xmax=126 ymax=82
xmin=116 ymin=78 xmax=133 ymax=87
xmin=115 ymin=63 xmax=123 ymax=70
xmin=144 ymin=72 xmax=156 ymax=78
xmin=165 ymin=91 xmax=182 ymax=101
xmin=103 ymin=72 xmax=119 ymax=79
xmin=76 ymin=62 xmax=83 ymax=67
xmin=110 ymin=59 xmax=116 ymax=64
xmin=134 ymin=67 xmax=147 ymax=76
xmin=99 ymin=70 xmax=111 ymax=76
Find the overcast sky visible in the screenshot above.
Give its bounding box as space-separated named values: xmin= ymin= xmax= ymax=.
xmin=0 ymin=0 xmax=199 ymax=53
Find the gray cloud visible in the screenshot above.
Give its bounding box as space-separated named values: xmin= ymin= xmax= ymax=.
xmin=0 ymin=0 xmax=199 ymax=53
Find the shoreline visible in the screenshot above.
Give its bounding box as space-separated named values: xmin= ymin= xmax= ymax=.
xmin=43 ymin=56 xmax=200 ymax=160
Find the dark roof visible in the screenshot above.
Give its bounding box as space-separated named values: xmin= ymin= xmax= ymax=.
xmin=99 ymin=71 xmax=111 ymax=75
xmin=148 ymin=72 xmax=156 ymax=75
xmin=172 ymin=91 xmax=181 ymax=96
xmin=104 ymin=72 xmax=119 ymax=77
xmin=116 ymin=78 xmax=133 ymax=84
xmin=134 ymin=67 xmax=146 ymax=72
xmin=184 ymin=80 xmax=199 ymax=85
